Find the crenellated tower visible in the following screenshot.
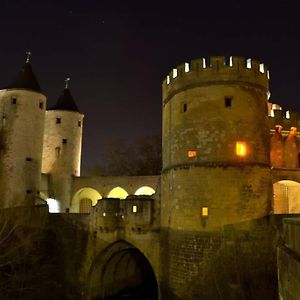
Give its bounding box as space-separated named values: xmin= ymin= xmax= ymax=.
xmin=0 ymin=53 xmax=46 ymax=208
xmin=160 ymin=56 xmax=272 ymax=298
xmin=42 ymin=79 xmax=84 ymax=212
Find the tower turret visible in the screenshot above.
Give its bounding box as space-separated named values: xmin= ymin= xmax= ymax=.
xmin=160 ymin=56 xmax=272 ymax=298
xmin=42 ymin=79 xmax=84 ymax=212
xmin=0 ymin=53 xmax=46 ymax=208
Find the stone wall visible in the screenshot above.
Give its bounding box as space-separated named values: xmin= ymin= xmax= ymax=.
xmin=278 ymin=218 xmax=300 ymax=300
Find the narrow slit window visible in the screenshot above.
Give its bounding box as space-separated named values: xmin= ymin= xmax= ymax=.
xmin=183 ymin=103 xmax=187 ymax=112
xmin=62 ymin=139 xmax=67 ymax=144
xmin=12 ymin=98 xmax=17 ymax=104
xmin=225 ymin=97 xmax=232 ymax=107
xmin=56 ymin=118 xmax=61 ymax=124
xmin=132 ymin=205 xmax=137 ymax=213
xmin=78 ymin=120 xmax=81 ymax=127
xmin=26 ymin=157 xmax=32 ymax=161
xmin=39 ymin=101 xmax=44 ymax=109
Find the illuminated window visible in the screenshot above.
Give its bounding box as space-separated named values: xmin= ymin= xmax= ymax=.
xmin=132 ymin=205 xmax=137 ymax=213
xmin=188 ymin=150 xmax=197 ymax=158
xmin=173 ymin=68 xmax=178 ymax=78
xmin=202 ymin=58 xmax=207 ymax=68
xmin=267 ymin=70 xmax=270 ymax=79
xmin=56 ymin=118 xmax=61 ymax=124
xmin=236 ymin=141 xmax=247 ymax=157
xmin=225 ymin=97 xmax=232 ymax=107
xmin=229 ymin=56 xmax=233 ymax=67
xmin=246 ymin=58 xmax=252 ymax=69
xmin=166 ymin=75 xmax=170 ymax=85
xmin=201 ymin=207 xmax=208 ymax=217
xmin=259 ymin=63 xmax=265 ymax=73
xmin=103 ymin=212 xmax=106 ymax=217
xmin=286 ymin=111 xmax=290 ymax=119
xmin=184 ymin=62 xmax=190 ymax=72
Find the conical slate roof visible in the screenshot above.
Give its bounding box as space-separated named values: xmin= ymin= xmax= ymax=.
xmin=5 ymin=62 xmax=42 ymax=92
xmin=49 ymin=88 xmax=80 ymax=112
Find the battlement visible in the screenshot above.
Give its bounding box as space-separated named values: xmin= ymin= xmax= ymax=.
xmin=162 ymin=56 xmax=269 ymax=102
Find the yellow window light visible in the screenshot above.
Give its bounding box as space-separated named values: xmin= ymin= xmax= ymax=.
xmin=132 ymin=205 xmax=137 ymax=213
xmin=236 ymin=141 xmax=247 ymax=157
xmin=201 ymin=207 xmax=208 ymax=217
xmin=188 ymin=150 xmax=197 ymax=158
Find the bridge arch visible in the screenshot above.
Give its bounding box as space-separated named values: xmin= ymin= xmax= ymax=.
xmin=87 ymin=240 xmax=158 ymax=300
xmin=107 ymin=187 xmax=128 ymax=199
xmin=134 ymin=186 xmax=155 ymax=196
xmin=72 ymin=187 xmax=102 ymax=213
xmin=273 ymin=180 xmax=300 ymax=214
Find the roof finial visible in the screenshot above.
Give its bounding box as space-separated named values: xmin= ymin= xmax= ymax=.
xmin=65 ymin=77 xmax=70 ymax=89
xmin=26 ymin=51 xmax=31 ymax=63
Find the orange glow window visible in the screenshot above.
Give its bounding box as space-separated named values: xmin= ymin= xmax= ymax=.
xmin=188 ymin=150 xmax=197 ymax=158
xmin=202 ymin=207 xmax=208 ymax=217
xmin=236 ymin=142 xmax=247 ymax=157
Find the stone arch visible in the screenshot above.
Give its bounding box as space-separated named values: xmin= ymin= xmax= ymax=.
xmin=72 ymin=187 xmax=102 ymax=213
xmin=107 ymin=187 xmax=128 ymax=199
xmin=134 ymin=186 xmax=155 ymax=196
xmin=273 ymin=180 xmax=300 ymax=213
xmin=87 ymin=240 xmax=158 ymax=300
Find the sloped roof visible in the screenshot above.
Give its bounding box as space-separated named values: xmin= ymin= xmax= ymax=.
xmin=49 ymin=88 xmax=80 ymax=112
xmin=5 ymin=62 xmax=42 ymax=92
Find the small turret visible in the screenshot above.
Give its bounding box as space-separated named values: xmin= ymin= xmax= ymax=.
xmin=0 ymin=52 xmax=46 ymax=208
xmin=42 ymin=79 xmax=84 ymax=212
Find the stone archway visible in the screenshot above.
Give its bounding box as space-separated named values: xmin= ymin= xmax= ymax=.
xmin=72 ymin=187 xmax=102 ymax=213
xmin=273 ymin=180 xmax=300 ymax=213
xmin=87 ymin=240 xmax=158 ymax=300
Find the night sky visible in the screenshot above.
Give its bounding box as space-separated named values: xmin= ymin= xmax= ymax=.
xmin=0 ymin=0 xmax=300 ymax=172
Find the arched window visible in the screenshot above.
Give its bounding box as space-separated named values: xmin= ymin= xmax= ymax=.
xmin=107 ymin=187 xmax=128 ymax=199
xmin=72 ymin=187 xmax=102 ymax=213
xmin=134 ymin=186 xmax=155 ymax=196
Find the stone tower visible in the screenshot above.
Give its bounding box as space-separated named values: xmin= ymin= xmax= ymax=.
xmin=42 ymin=80 xmax=83 ymax=212
xmin=160 ymin=56 xmax=272 ymax=298
xmin=0 ymin=55 xmax=46 ymax=208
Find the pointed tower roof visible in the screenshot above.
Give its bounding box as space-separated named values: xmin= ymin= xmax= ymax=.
xmin=5 ymin=52 xmax=42 ymax=92
xmin=49 ymin=78 xmax=80 ymax=112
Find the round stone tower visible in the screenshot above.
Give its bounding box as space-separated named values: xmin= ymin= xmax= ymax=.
xmin=0 ymin=55 xmax=46 ymax=208
xmin=160 ymin=56 xmax=272 ymax=298
xmin=42 ymin=79 xmax=84 ymax=212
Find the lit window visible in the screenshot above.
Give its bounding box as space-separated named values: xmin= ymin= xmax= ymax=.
xmin=270 ymin=109 xmax=275 ymax=117
xmin=259 ymin=63 xmax=265 ymax=73
xmin=236 ymin=141 xmax=247 ymax=157
xmin=173 ymin=68 xmax=178 ymax=78
xmin=103 ymin=212 xmax=106 ymax=217
xmin=166 ymin=75 xmax=170 ymax=85
xmin=202 ymin=58 xmax=206 ymax=68
xmin=188 ymin=150 xmax=197 ymax=158
xmin=184 ymin=62 xmax=190 ymax=72
xmin=246 ymin=58 xmax=251 ymax=69
xmin=286 ymin=111 xmax=290 ymax=119
xmin=229 ymin=56 xmax=233 ymax=67
xmin=267 ymin=70 xmax=270 ymax=79
xmin=132 ymin=205 xmax=137 ymax=213
xmin=201 ymin=207 xmax=208 ymax=217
